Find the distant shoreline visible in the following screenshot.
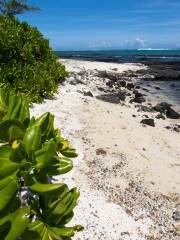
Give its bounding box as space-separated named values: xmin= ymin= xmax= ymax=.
xmin=56 ymin=49 xmax=180 ymax=63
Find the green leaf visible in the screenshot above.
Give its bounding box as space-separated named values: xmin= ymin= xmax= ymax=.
xmin=34 ymin=112 xmax=54 ymax=135
xmin=0 ymin=207 xmax=30 ymax=240
xmin=28 ymin=183 xmax=68 ymax=198
xmin=23 ymin=125 xmax=41 ymax=155
xmin=45 ymin=157 xmax=73 ymax=175
xmin=51 ymin=225 xmax=84 ymax=237
xmin=34 ymin=141 xmax=56 ymax=169
xmin=60 ymin=148 xmax=78 ymax=158
xmin=0 ymin=174 xmax=19 ymax=213
xmin=0 ymin=119 xmax=25 ymax=142
xmin=0 ymin=158 xmax=19 ymax=179
xmin=26 ymin=220 xmax=83 ymax=240
xmin=9 ymin=96 xmax=22 ymax=119
xmin=47 ymin=188 xmax=80 ymax=226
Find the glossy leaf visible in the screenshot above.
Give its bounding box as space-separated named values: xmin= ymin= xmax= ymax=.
xmin=45 ymin=157 xmax=73 ymax=175
xmin=23 ymin=125 xmax=41 ymax=155
xmin=0 ymin=175 xmax=19 ymax=213
xmin=60 ymin=148 xmax=78 ymax=158
xmin=0 ymin=119 xmax=25 ymax=142
xmin=34 ymin=141 xmax=56 ymax=169
xmin=29 ymin=183 xmax=68 ymax=198
xmin=26 ymin=220 xmax=83 ymax=240
xmin=0 ymin=207 xmax=30 ymax=240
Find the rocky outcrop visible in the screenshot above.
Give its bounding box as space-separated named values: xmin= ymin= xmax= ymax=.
xmin=153 ymin=102 xmax=180 ymax=119
xmin=140 ymin=118 xmax=155 ymax=127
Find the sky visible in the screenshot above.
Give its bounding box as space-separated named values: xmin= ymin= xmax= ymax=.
xmin=19 ymin=0 xmax=180 ymax=50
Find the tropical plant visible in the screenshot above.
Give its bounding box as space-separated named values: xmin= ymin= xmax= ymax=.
xmin=0 ymin=15 xmax=67 ymax=102
xmin=0 ymin=0 xmax=39 ymax=17
xmin=0 ymin=88 xmax=83 ymax=240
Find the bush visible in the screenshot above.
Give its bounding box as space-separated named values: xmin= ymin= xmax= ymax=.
xmin=0 ymin=15 xmax=67 ymax=102
xmin=0 ymin=88 xmax=83 ymax=239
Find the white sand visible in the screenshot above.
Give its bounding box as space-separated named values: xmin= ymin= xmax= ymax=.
xmin=31 ymin=59 xmax=180 ymax=240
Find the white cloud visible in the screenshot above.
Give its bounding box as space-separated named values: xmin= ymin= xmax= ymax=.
xmin=88 ymin=41 xmax=112 ymax=49
xmin=118 ymin=37 xmax=147 ymax=49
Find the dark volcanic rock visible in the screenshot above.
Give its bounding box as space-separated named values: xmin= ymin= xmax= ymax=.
xmin=142 ymin=88 xmax=150 ymax=92
xmin=97 ymin=87 xmax=106 ymax=92
xmin=166 ymin=108 xmax=180 ymax=119
xmin=137 ymin=62 xmax=180 ymax=81
xmin=155 ymin=114 xmax=166 ymax=120
xmin=153 ymin=102 xmax=180 ymax=119
xmin=154 ymin=86 xmax=161 ymax=90
xmin=97 ymin=71 xmax=118 ymax=81
xmin=127 ymin=83 xmax=135 ymax=90
xmin=140 ymin=118 xmax=155 ymax=127
xmin=83 ymin=91 xmax=94 ymax=97
xmin=170 ymin=83 xmax=176 ymax=87
xmin=118 ymin=80 xmax=126 ymax=87
xmin=133 ymin=90 xmax=143 ymax=98
xmin=138 ymin=105 xmax=154 ymax=112
xmin=131 ymin=96 xmax=146 ymax=104
xmin=96 ymin=94 xmax=120 ymax=104
xmin=135 ymin=85 xmax=141 ymax=89
xmin=118 ymin=91 xmax=126 ymax=101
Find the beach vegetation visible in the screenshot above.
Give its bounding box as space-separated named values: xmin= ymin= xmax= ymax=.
xmin=0 ymin=14 xmax=67 ymax=102
xmin=0 ymin=89 xmax=83 ymax=239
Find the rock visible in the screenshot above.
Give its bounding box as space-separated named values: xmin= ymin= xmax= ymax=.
xmin=140 ymin=118 xmax=155 ymax=127
xmin=138 ymin=105 xmax=153 ymax=112
xmin=133 ymin=90 xmax=143 ymax=98
xmin=153 ymin=102 xmax=180 ymax=119
xmin=173 ymin=127 xmax=180 ymax=133
xmin=155 ymin=114 xmax=166 ymax=120
xmin=96 ymin=148 xmax=107 ymax=155
xmin=83 ymin=91 xmax=93 ymax=97
xmin=170 ymin=83 xmax=176 ymax=87
xmin=165 ymin=126 xmax=171 ymax=130
xmin=135 ymin=85 xmax=141 ymax=89
xmin=131 ymin=96 xmax=146 ymax=104
xmin=106 ymin=81 xmax=113 ymax=87
xmin=142 ymin=87 xmax=150 ymax=92
xmin=132 ymin=114 xmax=136 ymax=118
xmin=126 ymin=83 xmax=135 ymax=90
xmin=118 ymin=91 xmax=126 ymax=101
xmin=97 ymin=71 xmax=118 ymax=81
xmin=96 ymin=94 xmax=120 ymax=104
xmin=97 ymin=87 xmax=106 ymax=92
xmin=166 ymin=108 xmax=180 ymax=119
xmin=118 ymin=80 xmax=126 ymax=87
xmin=154 ymin=86 xmax=161 ymax=90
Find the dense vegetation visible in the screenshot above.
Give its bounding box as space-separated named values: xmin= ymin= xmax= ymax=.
xmin=0 ymin=89 xmax=83 ymax=239
xmin=0 ymin=15 xmax=67 ymax=102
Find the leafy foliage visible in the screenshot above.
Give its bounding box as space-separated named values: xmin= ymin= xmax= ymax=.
xmin=0 ymin=89 xmax=83 ymax=240
xmin=0 ymin=0 xmax=40 ymax=17
xmin=0 ymin=15 xmax=67 ymax=102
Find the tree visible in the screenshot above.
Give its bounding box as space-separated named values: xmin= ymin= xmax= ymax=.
xmin=0 ymin=0 xmax=39 ymax=17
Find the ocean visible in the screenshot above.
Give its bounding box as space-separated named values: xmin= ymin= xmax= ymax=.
xmin=56 ymin=49 xmax=180 ymax=63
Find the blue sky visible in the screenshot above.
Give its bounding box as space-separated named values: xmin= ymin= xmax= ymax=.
xmin=19 ymin=0 xmax=180 ymax=50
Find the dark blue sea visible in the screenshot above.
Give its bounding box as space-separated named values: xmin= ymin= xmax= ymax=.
xmin=56 ymin=49 xmax=180 ymax=63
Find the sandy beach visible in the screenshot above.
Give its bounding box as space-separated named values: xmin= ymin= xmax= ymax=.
xmin=31 ymin=59 xmax=180 ymax=240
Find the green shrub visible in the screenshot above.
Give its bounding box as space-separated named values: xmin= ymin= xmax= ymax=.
xmin=0 ymin=88 xmax=83 ymax=239
xmin=0 ymin=15 xmax=67 ymax=102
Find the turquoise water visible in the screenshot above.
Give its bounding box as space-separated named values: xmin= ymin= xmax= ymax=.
xmin=56 ymin=49 xmax=180 ymax=62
